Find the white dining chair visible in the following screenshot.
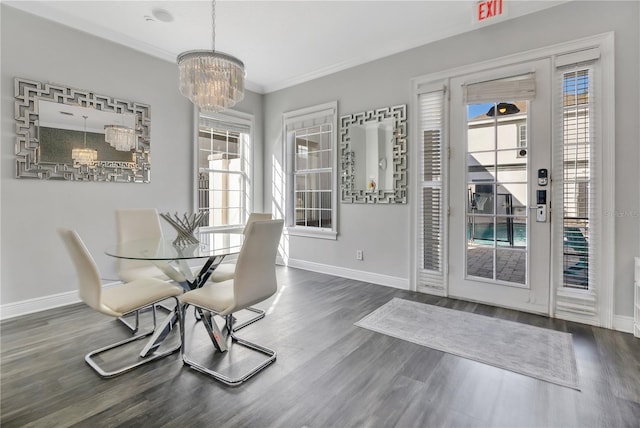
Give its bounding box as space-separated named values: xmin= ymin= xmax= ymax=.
xmin=115 ymin=208 xmax=188 ymax=333
xmin=58 ymin=228 xmax=183 ymax=378
xmin=115 ymin=208 xmax=187 ymax=283
xmin=202 ymin=212 xmax=273 ymax=331
xmin=178 ymin=219 xmax=283 ymax=386
xmin=207 ymin=212 xmax=273 ymax=283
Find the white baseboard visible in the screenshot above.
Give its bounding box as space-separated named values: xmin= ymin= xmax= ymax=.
xmin=613 ymin=315 xmax=634 ymax=334
xmin=283 ymin=258 xmax=409 ymax=290
xmin=0 ymin=281 xmax=120 ymax=321
xmin=2 ymin=270 xmax=633 ymax=336
xmin=554 ymin=311 xmax=635 ymax=335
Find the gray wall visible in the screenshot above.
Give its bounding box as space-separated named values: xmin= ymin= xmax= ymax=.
xmin=0 ymin=6 xmax=263 ymax=306
xmin=2 ymin=2 xmax=638 ymax=322
xmin=262 ymin=1 xmax=640 ymax=317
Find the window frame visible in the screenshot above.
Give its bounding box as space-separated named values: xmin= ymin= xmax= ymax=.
xmin=283 ymin=101 xmax=338 ymax=240
xmin=193 ymin=107 xmax=255 ymax=232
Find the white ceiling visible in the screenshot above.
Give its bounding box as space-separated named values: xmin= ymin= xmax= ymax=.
xmin=6 ymin=1 xmax=569 ymax=94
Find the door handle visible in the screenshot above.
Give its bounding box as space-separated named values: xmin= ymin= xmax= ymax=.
xmin=529 ymin=205 xmax=547 ymax=222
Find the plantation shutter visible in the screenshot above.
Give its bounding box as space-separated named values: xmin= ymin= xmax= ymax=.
xmin=417 ymin=85 xmax=447 ymax=294
xmin=552 ymin=49 xmax=601 ymax=320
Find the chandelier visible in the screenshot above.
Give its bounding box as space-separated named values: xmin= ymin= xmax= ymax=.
xmin=177 ymin=0 xmax=245 ymax=112
xmin=104 ymin=125 xmax=136 ymax=151
xmin=72 ymin=115 xmax=97 ymax=165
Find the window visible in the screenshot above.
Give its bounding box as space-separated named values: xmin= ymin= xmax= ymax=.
xmin=416 ymin=84 xmax=447 ymax=294
xmin=196 ymin=111 xmax=253 ymax=229
xmin=283 ymin=102 xmax=338 ymax=239
xmin=552 ymin=40 xmax=615 ymax=327
xmin=293 ymin=126 xmax=333 ymax=228
xmin=559 ymin=68 xmax=592 ymax=290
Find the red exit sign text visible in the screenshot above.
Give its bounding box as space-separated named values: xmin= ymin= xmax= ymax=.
xmin=476 ymin=0 xmax=504 ymax=23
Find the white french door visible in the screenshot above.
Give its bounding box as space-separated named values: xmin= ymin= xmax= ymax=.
xmin=448 ymin=59 xmax=552 ymax=314
xmin=415 ymin=34 xmax=614 ymax=327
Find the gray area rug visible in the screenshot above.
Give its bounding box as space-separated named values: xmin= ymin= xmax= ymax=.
xmin=355 ymin=298 xmax=579 ymax=389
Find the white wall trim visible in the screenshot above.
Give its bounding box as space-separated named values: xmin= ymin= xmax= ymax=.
xmin=284 ymin=258 xmax=409 ymax=290
xmin=613 ymin=315 xmax=634 ymax=334
xmin=2 ymin=273 xmax=634 ymax=335
xmin=555 ymin=311 xmax=634 ymax=334
xmin=0 ymin=281 xmax=120 ymax=321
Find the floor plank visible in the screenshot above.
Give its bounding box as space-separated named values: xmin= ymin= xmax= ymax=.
xmin=2 ymin=266 xmax=639 ymax=427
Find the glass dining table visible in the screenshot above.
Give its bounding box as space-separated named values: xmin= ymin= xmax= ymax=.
xmin=105 ymin=232 xmax=243 ymax=356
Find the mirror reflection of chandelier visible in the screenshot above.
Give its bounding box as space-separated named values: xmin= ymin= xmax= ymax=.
xmin=104 ymin=125 xmax=136 ymax=151
xmin=72 ymin=115 xmax=98 ymax=165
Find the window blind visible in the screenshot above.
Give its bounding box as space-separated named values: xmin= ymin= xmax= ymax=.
xmin=200 ymin=116 xmax=250 ymax=135
xmin=284 ymin=107 xmax=335 ymax=131
xmin=553 ymin=60 xmax=600 ymax=318
xmin=418 ymin=88 xmax=446 ymax=293
xmin=555 ymin=47 xmax=600 ymax=68
xmin=464 ymin=73 xmax=536 ymax=104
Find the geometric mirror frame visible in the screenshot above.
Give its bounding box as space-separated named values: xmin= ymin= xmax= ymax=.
xmin=340 ymin=104 xmax=407 ymax=203
xmin=14 ymin=77 xmax=151 ymax=182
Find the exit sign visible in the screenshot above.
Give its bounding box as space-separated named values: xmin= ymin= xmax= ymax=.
xmin=475 ymin=0 xmax=506 ymax=24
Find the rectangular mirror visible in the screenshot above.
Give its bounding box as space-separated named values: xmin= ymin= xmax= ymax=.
xmin=14 ymin=77 xmax=151 ymax=182
xmin=340 ymin=105 xmax=407 ymax=203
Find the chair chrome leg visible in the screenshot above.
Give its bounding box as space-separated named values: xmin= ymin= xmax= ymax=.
xmin=193 ymin=306 xmax=264 ymax=331
xmin=86 ymin=297 xmax=181 ymax=378
xmin=117 ymin=303 xmax=173 ymax=334
xmin=232 ymin=307 xmax=265 ymax=332
xmin=181 ymin=312 xmax=276 ymax=386
xmin=117 ymin=309 xmax=140 ymax=333
xmin=85 ymin=329 xmax=180 ymax=378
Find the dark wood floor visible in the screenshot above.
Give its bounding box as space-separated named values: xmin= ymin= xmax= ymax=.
xmin=2 ymin=267 xmax=639 ymax=427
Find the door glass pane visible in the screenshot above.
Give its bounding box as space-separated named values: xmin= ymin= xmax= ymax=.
xmin=468 ymin=152 xmax=496 ymax=181
xmin=496 ymin=150 xmax=527 ymax=182
xmin=467 ymin=215 xmax=494 ymax=244
xmin=467 ymin=243 xmax=494 ymax=280
xmin=468 ymin=184 xmax=494 ymax=215
xmin=495 ymin=216 xmax=527 ymax=248
xmin=468 ymin=103 xmax=495 ymax=152
xmin=496 ymin=184 xmax=527 ymax=216
xmin=497 ymin=102 xmax=527 ymax=149
xmin=465 ymin=99 xmax=529 ymax=286
xmin=496 ymin=249 xmax=526 ymax=284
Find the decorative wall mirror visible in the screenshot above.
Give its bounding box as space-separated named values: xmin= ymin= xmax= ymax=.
xmin=14 ymin=77 xmax=151 ymax=182
xmin=340 ymin=104 xmax=407 ymax=203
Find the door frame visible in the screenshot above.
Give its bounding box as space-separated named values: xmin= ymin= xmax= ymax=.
xmin=410 ymin=32 xmax=615 ymax=327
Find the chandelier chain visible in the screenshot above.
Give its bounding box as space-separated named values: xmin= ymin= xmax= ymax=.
xmin=211 ymin=0 xmax=216 ymax=52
